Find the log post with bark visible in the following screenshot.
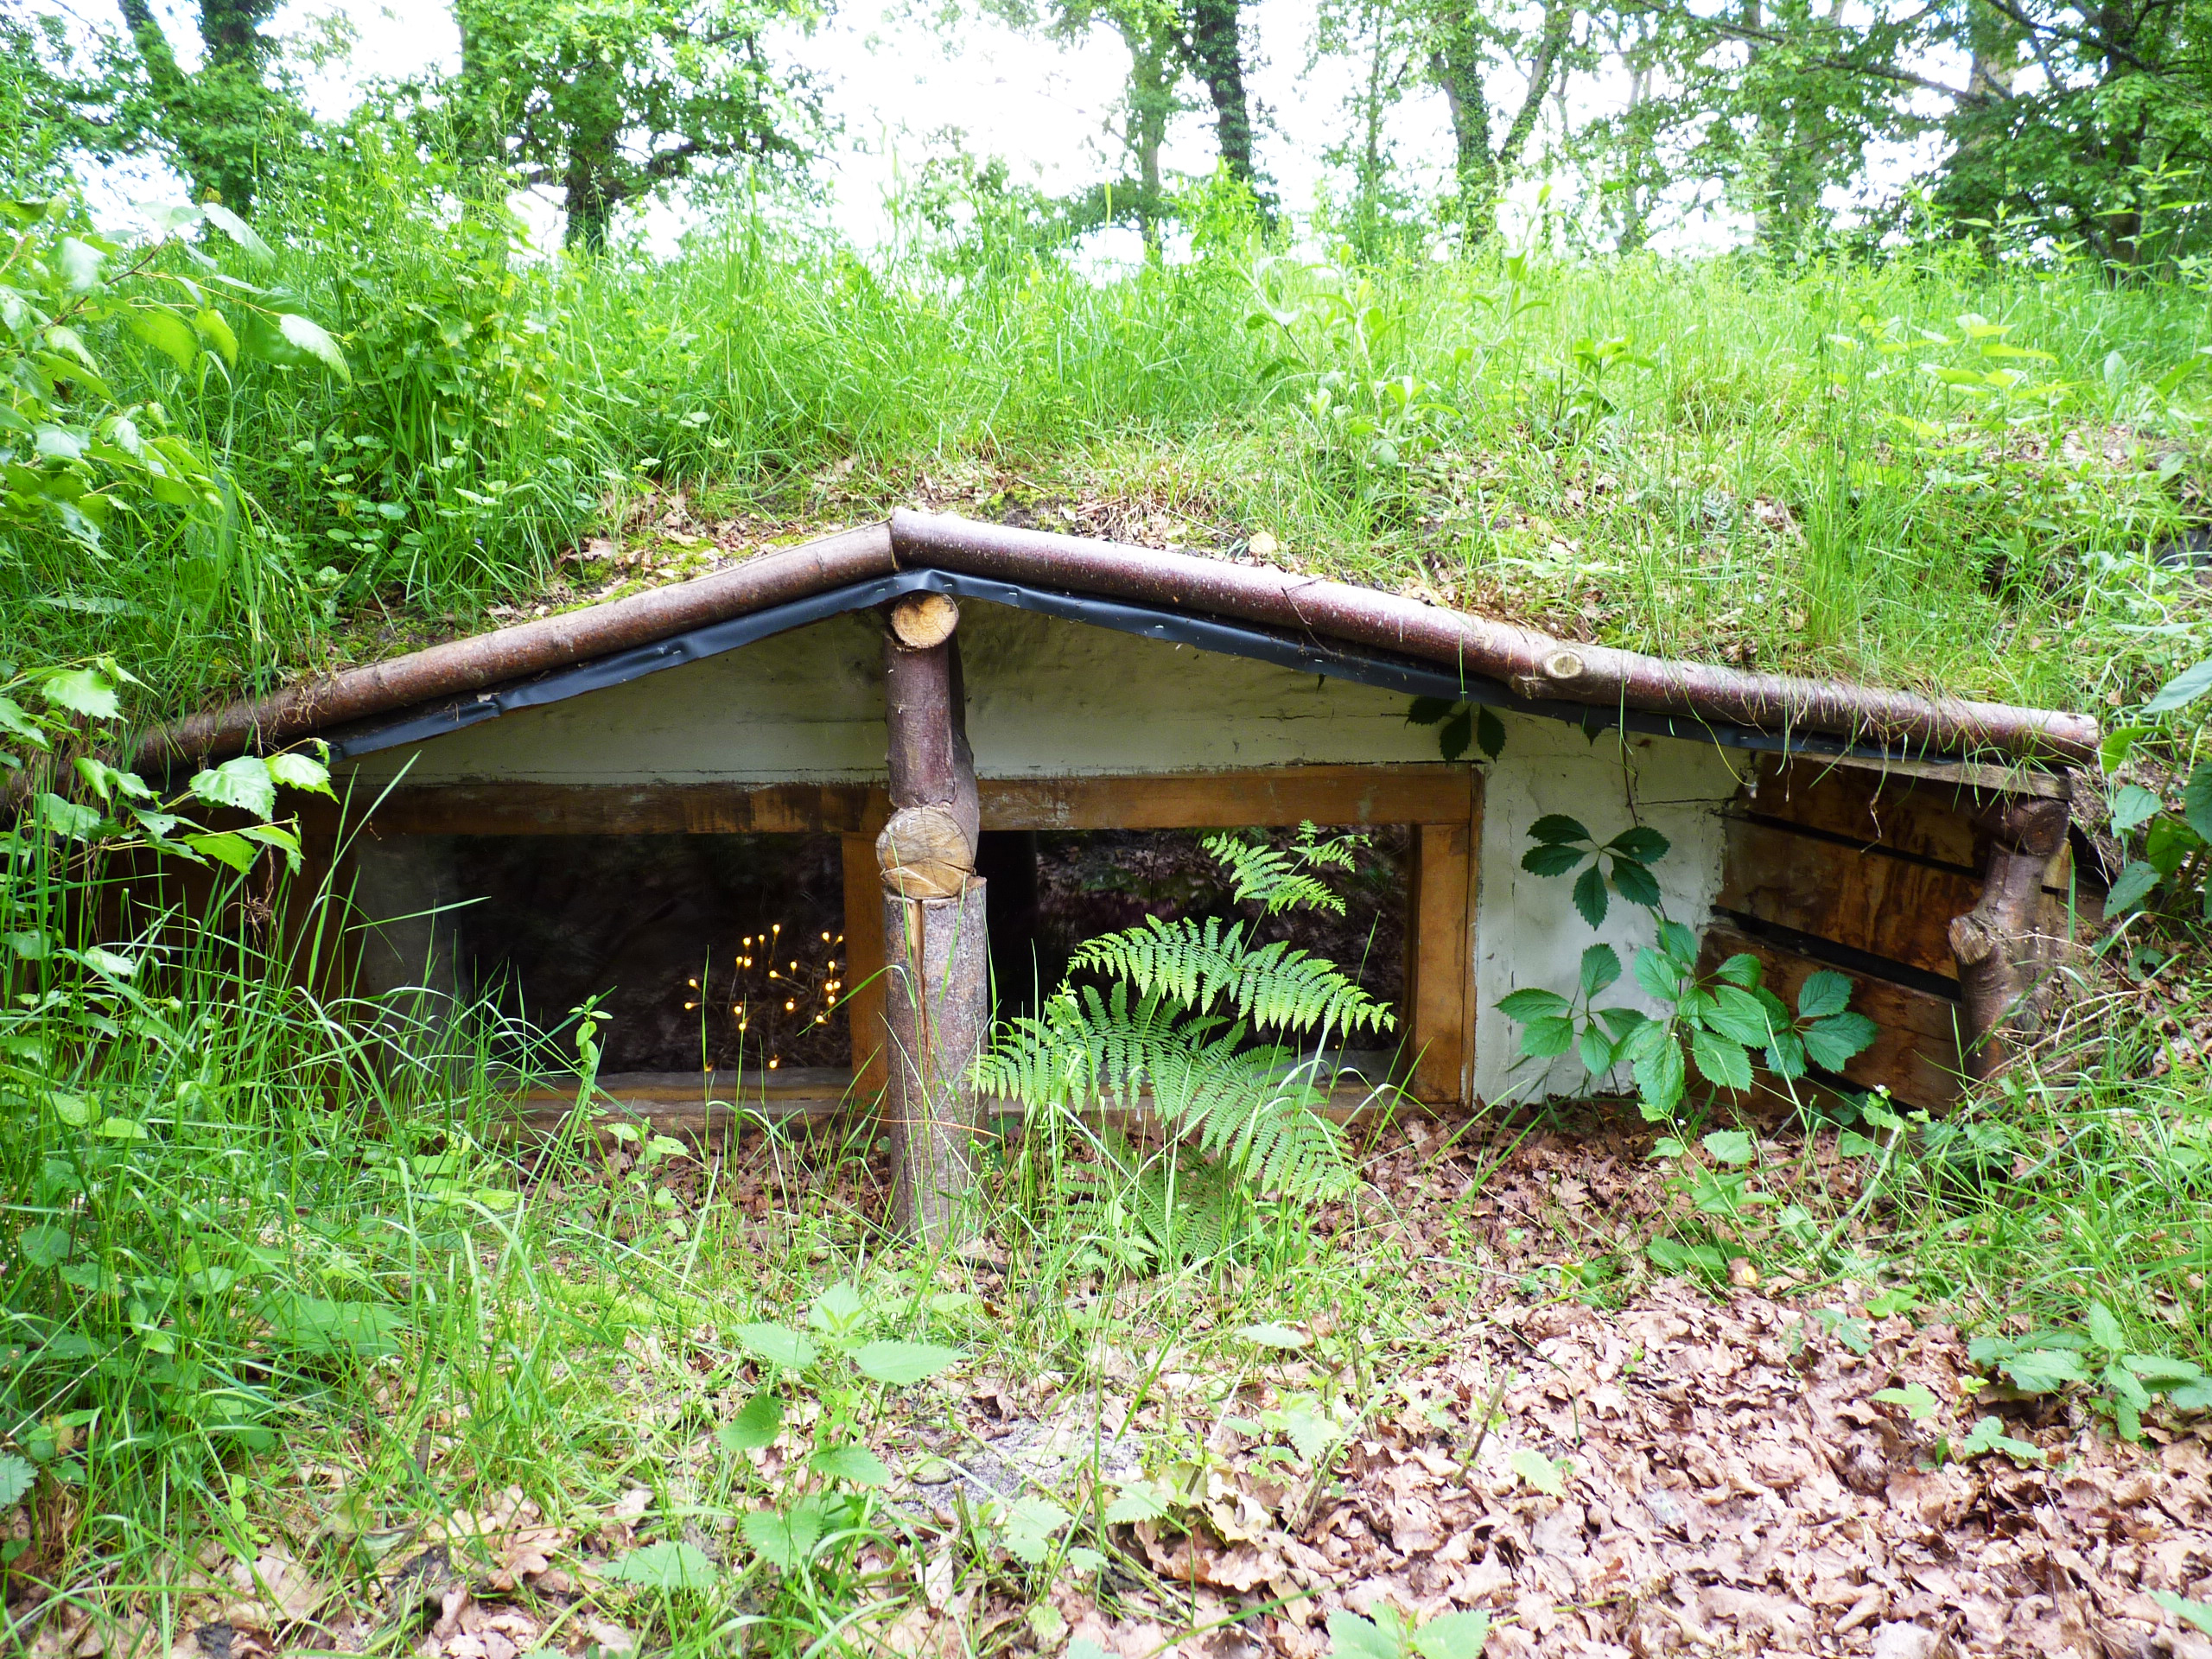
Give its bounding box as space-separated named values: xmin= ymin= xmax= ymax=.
xmin=1948 ymin=792 xmax=2071 ymax=1081
xmin=877 ymin=593 xmax=988 ymax=1242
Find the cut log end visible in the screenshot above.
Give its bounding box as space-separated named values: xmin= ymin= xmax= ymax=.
xmin=876 ymin=804 xmax=976 ymax=899
xmin=888 ymin=592 xmax=961 ymax=651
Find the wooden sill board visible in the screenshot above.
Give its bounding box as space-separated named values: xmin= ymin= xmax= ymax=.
xmin=494 ymin=1068 xmax=1420 ymax=1141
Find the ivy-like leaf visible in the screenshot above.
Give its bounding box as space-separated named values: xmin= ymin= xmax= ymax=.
xmin=599 ymin=1540 xmax=717 ymax=1591
xmin=1529 ymin=814 xmax=1591 ymax=844
xmin=276 ymin=312 xmax=351 ymax=381
xmin=2183 ymin=764 xmax=2212 ymax=843
xmin=1796 ymin=970 xmax=1854 ymax=1020
xmin=1475 ymin=706 xmax=1506 ymax=760
xmin=2104 ymin=860 xmax=2164 ymax=912
xmin=1519 ymin=1015 xmax=1575 ymax=1058
xmin=2145 ymin=655 xmax=2212 ymax=715
xmin=997 ymin=1495 xmax=1071 ymax=1564
xmin=39 ymin=668 xmax=119 ymax=719
xmin=1632 ymin=947 xmax=1681 ymax=1002
xmin=734 ymin=1323 xmax=819 ymax=1373
xmin=1701 ymin=1129 xmax=1754 ymax=1166
xmin=743 ymin=1499 xmax=826 ymax=1570
xmin=1802 ymin=1013 xmax=1878 ymax=1071
xmin=852 ymin=1339 xmax=962 ymax=1386
xmin=810 ymin=1444 xmax=891 ymax=1487
xmin=715 ymin=1391 xmax=783 ymax=1452
xmin=1571 ymin=864 xmax=1609 ymax=928
xmin=1498 ymin=988 xmax=1571 ymax=1020
xmin=1633 ymin=1035 xmax=1686 ymax=1118
xmin=1439 ymin=709 xmax=1472 ymax=761
xmin=1520 ymin=842 xmax=1586 ymax=876
xmin=1579 ymin=944 xmax=1622 ymax=998
xmin=1608 ymin=825 xmax=1670 ymax=862
xmin=1688 ymin=1028 xmax=1752 ymax=1091
xmin=189 ymin=755 xmax=276 ymax=819
xmin=1611 ymin=857 xmax=1662 ymax=910
xmin=183 ymin=832 xmax=256 ymax=872
xmin=266 ymin=751 xmax=334 ymax=798
xmin=1705 ymin=985 xmax=1777 ymax=1047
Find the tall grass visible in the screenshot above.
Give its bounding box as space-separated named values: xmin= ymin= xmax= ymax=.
xmin=5 ymin=148 xmax=2208 ymax=720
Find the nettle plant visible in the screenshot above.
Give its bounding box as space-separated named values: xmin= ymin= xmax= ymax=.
xmin=1498 ymin=814 xmax=1878 ymax=1118
xmin=1969 ymin=1300 xmax=2212 ymax=1442
xmin=720 ymin=1283 xmax=963 ymax=1586
xmin=3 ymin=195 xmax=347 ymax=557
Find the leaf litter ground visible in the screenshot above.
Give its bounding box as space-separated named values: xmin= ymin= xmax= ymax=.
xmin=56 ymin=1115 xmax=2212 ymax=1659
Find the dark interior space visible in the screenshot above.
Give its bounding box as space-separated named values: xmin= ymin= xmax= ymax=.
xmin=448 ymin=834 xmax=849 ymax=1073
xmin=441 ymin=823 xmax=1406 ymax=1076
xmin=1018 ymin=824 xmax=1409 ymax=1022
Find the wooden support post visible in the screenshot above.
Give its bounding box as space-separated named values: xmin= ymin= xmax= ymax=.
xmin=1949 ymin=795 xmax=2071 ymax=1082
xmin=877 ymin=592 xmax=988 ymax=1242
xmin=842 ymin=834 xmax=888 ymax=1096
xmin=1404 ymin=819 xmax=1474 ymax=1105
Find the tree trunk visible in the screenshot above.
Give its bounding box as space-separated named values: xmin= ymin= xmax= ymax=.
xmin=564 ymin=56 xmax=624 ymax=252
xmin=877 ymin=594 xmax=986 ymax=1243
xmin=1428 ymin=1 xmax=1495 ymax=245
xmin=1495 ymin=0 xmax=1570 ymax=183
xmin=1127 ymin=27 xmax=1175 ymax=252
xmin=1183 ymin=0 xmax=1261 ymax=200
xmin=1948 ymin=796 xmax=2069 ymax=1082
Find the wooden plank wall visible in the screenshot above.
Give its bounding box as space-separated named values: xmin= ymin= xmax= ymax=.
xmin=1702 ymin=753 xmax=2080 ymax=1110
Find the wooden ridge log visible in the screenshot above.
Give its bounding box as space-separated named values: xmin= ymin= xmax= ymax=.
xmin=877 ymin=592 xmax=987 ymax=1242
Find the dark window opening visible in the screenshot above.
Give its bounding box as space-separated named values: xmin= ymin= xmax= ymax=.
xmin=995 ymin=825 xmax=1409 ymax=1038
xmin=448 ymin=834 xmax=849 ymax=1074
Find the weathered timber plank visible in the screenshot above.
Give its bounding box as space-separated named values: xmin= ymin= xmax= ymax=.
xmin=976 ymin=766 xmax=1477 ymax=830
xmin=842 ymin=834 xmax=889 ymax=1096
xmin=1698 ymin=923 xmax=1965 ymax=1110
xmin=499 ymin=1070 xmax=1419 ymax=1143
xmin=1744 ymin=753 xmax=2074 ymax=893
xmin=342 ymin=781 xmax=887 ymax=837
xmin=1405 ymin=819 xmax=1474 ymax=1104
xmin=340 ymin=766 xmax=1478 ymax=838
xmin=1717 ymin=817 xmax=1981 ymax=981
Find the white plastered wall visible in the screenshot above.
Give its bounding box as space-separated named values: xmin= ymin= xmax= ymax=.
xmin=1471 ymin=719 xmax=1745 ymax=1103
xmin=340 ymin=601 xmax=1746 ymax=1102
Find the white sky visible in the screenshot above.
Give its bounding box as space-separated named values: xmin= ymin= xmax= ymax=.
xmin=58 ymin=0 xmax=1941 ymax=257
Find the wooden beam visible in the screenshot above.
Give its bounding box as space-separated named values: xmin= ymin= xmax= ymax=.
xmin=1717 ymin=817 xmax=1982 ymax=982
xmin=339 ymin=766 xmax=1479 ymax=839
xmin=842 ymin=834 xmax=888 ymax=1096
xmin=339 ymin=781 xmax=887 ymax=837
xmin=1404 ymin=817 xmax=1476 ymax=1105
xmin=1700 ymin=923 xmax=1965 ymax=1110
xmin=978 ymin=766 xmax=1476 ymax=830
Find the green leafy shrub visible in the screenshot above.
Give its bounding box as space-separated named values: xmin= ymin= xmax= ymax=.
xmin=721 ymin=1281 xmax=960 ymax=1603
xmin=0 ymin=660 xmax=480 ymax=1525
xmin=1497 ymin=817 xmax=1876 ymax=1116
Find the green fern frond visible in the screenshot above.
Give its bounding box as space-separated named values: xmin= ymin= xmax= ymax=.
xmin=975 ymin=991 xmax=1355 ymax=1198
xmin=1201 ymin=822 xmax=1365 ymax=915
xmin=973 ymin=825 xmax=1381 ymax=1204
xmin=1069 ymin=918 xmax=1394 ymax=1039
